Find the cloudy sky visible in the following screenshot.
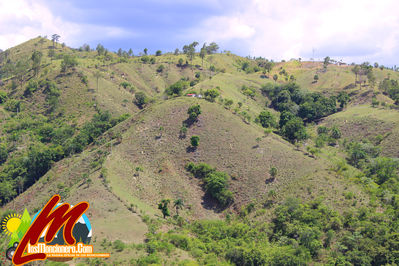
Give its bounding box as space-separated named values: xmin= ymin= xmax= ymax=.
xmin=1 ymin=0 xmax=399 ymax=65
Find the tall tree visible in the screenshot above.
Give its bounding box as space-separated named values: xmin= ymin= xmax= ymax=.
xmin=15 ymin=60 xmax=28 ymax=85
xmin=31 ymin=51 xmax=43 ymax=77
xmin=323 ymin=56 xmax=330 ymax=70
xmin=352 ymin=65 xmax=360 ymax=84
xmin=158 ymin=199 xmax=170 ymax=219
xmin=51 ymin=34 xmax=60 ymax=48
xmin=183 ymin=41 xmax=199 ymax=65
xmin=96 ymin=44 xmax=105 ymax=56
xmin=199 ymin=44 xmax=206 ymax=66
xmin=60 ymin=55 xmax=78 ymax=73
xmin=48 ymin=49 xmax=55 ymax=61
xmin=174 ymin=199 xmax=184 ymax=216
xmin=206 ymin=42 xmax=219 ymax=54
xmin=264 ymin=61 xmax=274 ymax=74
xmin=93 ymin=71 xmax=102 ymax=93
xmin=144 ymin=48 xmax=148 ymax=55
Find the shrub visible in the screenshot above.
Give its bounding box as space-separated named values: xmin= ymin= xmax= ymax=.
xmin=135 ymin=92 xmax=148 ymax=108
xmin=120 ymin=81 xmax=132 ymax=89
xmin=156 ymin=64 xmax=165 ymax=73
xmin=187 ymin=104 xmax=201 ymax=123
xmin=165 ymin=80 xmax=189 ymax=96
xmin=24 ymin=80 xmax=39 ymax=97
xmin=5 ymin=99 xmax=21 ymax=112
xmin=317 ymin=126 xmax=329 ymax=135
xmin=185 ymin=162 xmax=234 ymax=207
xmin=280 ymin=117 xmax=308 ymax=143
xmin=190 ymin=135 xmax=200 ymax=147
xmin=60 ymin=55 xmax=78 ymax=72
xmin=0 ymin=91 xmax=7 ymax=103
xmin=241 ymin=85 xmax=256 ymax=98
xmin=113 ymin=240 xmax=125 ymax=252
xmin=180 ymin=126 xmax=187 ymax=137
xmin=330 ymin=126 xmax=342 ymax=139
xmin=258 ymin=111 xmax=277 ymax=128
xmin=185 ymin=162 xmax=215 ymax=178
xmin=204 ymin=88 xmax=220 ymax=102
xmin=141 ymin=56 xmax=149 ymax=63
xmin=0 ymin=144 xmax=8 ymax=164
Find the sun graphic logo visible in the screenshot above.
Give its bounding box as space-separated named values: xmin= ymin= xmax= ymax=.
xmin=1 ymin=209 xmax=31 ymax=261
xmin=1 ymin=213 xmax=22 ymax=261
xmin=1 ymin=213 xmax=22 ymax=236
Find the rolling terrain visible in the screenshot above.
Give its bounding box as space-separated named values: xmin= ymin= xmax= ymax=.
xmin=0 ymin=37 xmax=399 ymax=265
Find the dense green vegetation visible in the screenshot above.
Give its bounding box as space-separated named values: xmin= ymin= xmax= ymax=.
xmin=139 ymin=195 xmax=399 ymax=265
xmin=0 ymin=108 xmax=128 ymax=204
xmin=185 ymin=162 xmax=234 ymax=207
xmin=261 ymin=82 xmax=339 ymax=123
xmin=380 ymin=78 xmax=399 ymax=104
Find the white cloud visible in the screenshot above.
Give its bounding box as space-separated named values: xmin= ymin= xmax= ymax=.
xmin=2 ymin=0 xmax=399 ymax=65
xmin=0 ymin=0 xmax=133 ymax=50
xmin=187 ymin=0 xmax=399 ymax=65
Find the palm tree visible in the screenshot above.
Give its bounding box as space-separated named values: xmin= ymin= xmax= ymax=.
xmin=158 ymin=199 xmax=170 ymax=219
xmin=93 ymin=71 xmax=102 ymax=93
xmin=352 ymin=65 xmax=360 ymax=85
xmin=200 ymin=44 xmax=206 ymax=67
xmin=174 ymin=198 xmax=184 ymax=216
xmin=51 ymin=34 xmax=60 ymax=48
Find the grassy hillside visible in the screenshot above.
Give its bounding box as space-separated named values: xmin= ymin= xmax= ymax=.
xmin=324 ymin=105 xmax=399 ymax=157
xmin=0 ymin=37 xmax=399 ymax=265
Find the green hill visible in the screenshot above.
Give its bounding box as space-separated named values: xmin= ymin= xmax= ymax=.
xmin=0 ymin=37 xmax=399 ymax=265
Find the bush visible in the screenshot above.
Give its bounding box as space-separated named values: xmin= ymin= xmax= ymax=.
xmin=24 ymin=80 xmax=39 ymax=97
xmin=317 ymin=126 xmax=329 ymax=135
xmin=112 ymin=240 xmax=125 ymax=252
xmin=187 ymin=104 xmax=201 ymax=123
xmin=135 ymin=253 xmax=161 ymax=265
xmin=180 ymin=126 xmax=187 ymax=137
xmin=141 ymin=56 xmax=149 ymax=63
xmin=168 ymin=234 xmax=190 ymax=250
xmin=60 ymin=55 xmax=78 ymax=72
xmin=135 ymin=92 xmax=148 ymax=108
xmin=330 ymin=126 xmax=342 ymax=139
xmin=186 ymin=162 xmax=234 ymax=207
xmin=241 ymin=85 xmax=256 ymax=98
xmin=258 ymin=111 xmax=277 ymax=128
xmin=120 ymin=81 xmax=132 ymax=89
xmin=156 ymin=64 xmax=165 ymax=73
xmin=0 ymin=144 xmax=8 ymax=164
xmin=5 ymin=99 xmax=21 ymax=112
xmin=190 ymin=135 xmax=200 ymax=147
xmin=185 ymin=162 xmax=215 ymax=178
xmin=204 ymin=88 xmax=220 ymax=102
xmin=0 ymin=91 xmax=7 ymax=103
xmin=280 ymin=117 xmax=307 ymax=143
xmin=165 ymin=80 xmax=189 ymax=96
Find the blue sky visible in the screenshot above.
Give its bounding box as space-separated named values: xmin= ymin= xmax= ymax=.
xmin=1 ymin=0 xmax=399 ymax=65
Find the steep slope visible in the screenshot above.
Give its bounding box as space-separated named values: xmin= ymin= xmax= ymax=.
xmin=323 ymin=105 xmax=399 ymax=157
xmin=104 ymin=97 xmax=366 ymax=217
